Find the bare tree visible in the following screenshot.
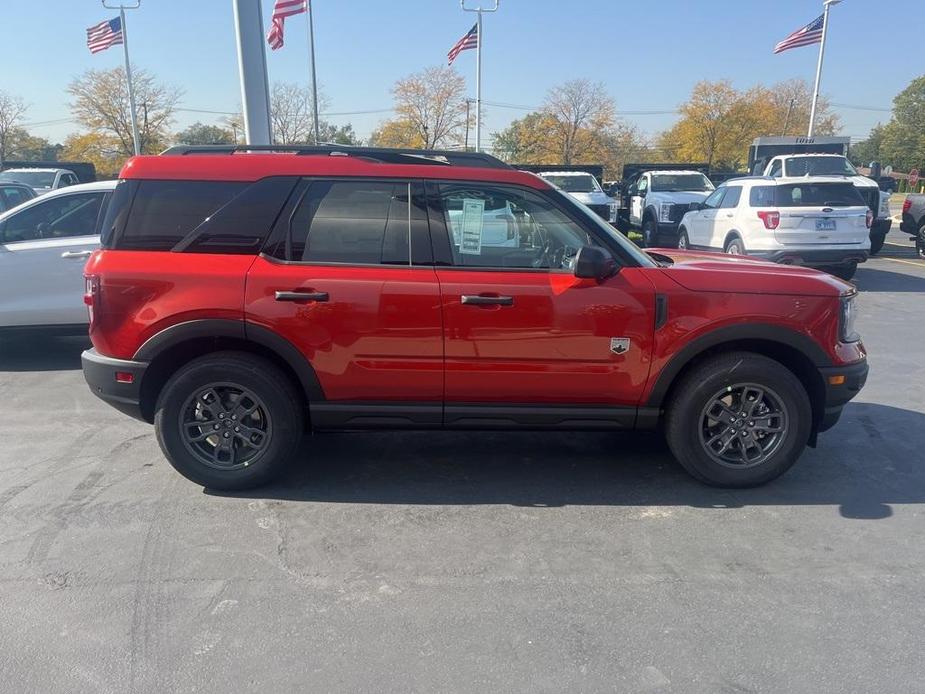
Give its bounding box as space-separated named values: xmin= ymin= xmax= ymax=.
xmin=0 ymin=91 xmax=28 ymax=164
xmin=372 ymin=66 xmax=469 ymax=149
xmin=542 ymin=80 xmax=616 ymax=164
xmin=270 ymin=83 xmax=328 ymax=144
xmin=68 ymin=66 xmax=181 ymax=156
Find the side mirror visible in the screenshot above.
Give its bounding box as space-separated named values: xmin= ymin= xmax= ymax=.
xmin=689 ymin=202 xmax=703 ymax=212
xmin=574 ymin=246 xmax=617 ymax=281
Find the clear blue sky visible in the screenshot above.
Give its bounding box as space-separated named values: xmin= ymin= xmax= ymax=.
xmin=3 ymin=0 xmax=922 ymax=147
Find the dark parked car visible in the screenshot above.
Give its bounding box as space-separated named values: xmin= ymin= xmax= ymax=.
xmin=0 ymin=182 xmax=36 ymax=213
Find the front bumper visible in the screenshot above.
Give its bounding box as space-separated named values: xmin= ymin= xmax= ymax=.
xmin=817 ymin=359 xmax=869 ymax=432
xmin=82 ymin=348 xmax=149 ymax=422
xmin=748 ymin=248 xmax=869 ymax=267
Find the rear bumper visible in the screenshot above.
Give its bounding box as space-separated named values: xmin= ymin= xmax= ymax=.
xmin=82 ymin=348 xmax=149 ymax=422
xmin=749 ymin=248 xmax=869 ymax=267
xmin=900 ymin=213 xmax=919 ymax=234
xmin=817 ymin=359 xmax=869 ymax=432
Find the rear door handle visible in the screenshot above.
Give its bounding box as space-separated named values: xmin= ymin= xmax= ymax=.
xmin=461 ymin=294 xmax=514 ymax=306
xmin=61 ymin=250 xmax=94 ymax=259
xmin=275 ymin=290 xmax=329 ymax=302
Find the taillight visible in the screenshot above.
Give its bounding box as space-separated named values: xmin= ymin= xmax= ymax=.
xmin=757 ymin=210 xmax=780 ymax=230
xmin=903 ymin=198 xmax=912 ymax=214
xmin=84 ymin=275 xmax=100 ymax=325
xmin=865 ymin=210 xmax=873 ymax=229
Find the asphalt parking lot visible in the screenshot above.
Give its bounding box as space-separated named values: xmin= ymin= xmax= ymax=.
xmin=1 ymin=231 xmax=923 ymax=693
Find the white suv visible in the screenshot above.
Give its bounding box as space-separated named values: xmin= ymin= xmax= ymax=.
xmin=0 ymin=180 xmax=115 ymax=332
xmin=677 ymin=176 xmax=871 ymax=280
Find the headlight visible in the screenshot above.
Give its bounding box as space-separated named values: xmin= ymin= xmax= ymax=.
xmin=659 ymin=202 xmax=672 ymax=223
xmin=840 ymin=294 xmax=860 ymax=343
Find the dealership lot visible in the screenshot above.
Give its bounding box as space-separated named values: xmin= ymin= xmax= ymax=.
xmin=0 ymin=236 xmax=923 ymax=692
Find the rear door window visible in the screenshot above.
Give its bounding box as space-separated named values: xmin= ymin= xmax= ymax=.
xmin=719 ymin=186 xmax=742 ymax=208
xmin=774 ymin=183 xmax=864 ymax=207
xmin=0 ymin=192 xmax=105 ymax=243
xmin=288 ymin=181 xmax=411 ymax=265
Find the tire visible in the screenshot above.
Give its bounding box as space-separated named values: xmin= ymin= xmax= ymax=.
xmin=869 ymin=231 xmax=886 ymax=256
xmin=154 ymin=351 xmax=304 ymax=490
xmin=918 ymin=220 xmax=925 ymax=259
xmin=824 ymin=262 xmax=858 ymax=281
xmin=642 ymin=217 xmax=658 ymax=248
xmin=664 ymin=351 xmax=812 ymax=488
xmin=724 ymin=236 xmax=745 ymax=255
xmin=677 ymin=228 xmax=690 ymax=250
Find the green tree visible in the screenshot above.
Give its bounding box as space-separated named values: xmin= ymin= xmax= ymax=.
xmin=175 ymin=122 xmax=236 ymax=145
xmin=875 ymin=75 xmax=925 ymax=172
xmin=0 ymin=90 xmax=28 ymax=164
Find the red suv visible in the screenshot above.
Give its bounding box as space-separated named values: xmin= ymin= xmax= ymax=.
xmin=81 ymin=146 xmax=868 ymax=490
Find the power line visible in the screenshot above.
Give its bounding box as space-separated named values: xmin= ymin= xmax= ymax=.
xmin=831 ymin=102 xmax=892 ymax=113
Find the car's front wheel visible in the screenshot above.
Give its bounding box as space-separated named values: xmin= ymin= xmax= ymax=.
xmin=664 ymin=352 xmax=812 ymax=487
xmin=641 ymin=218 xmax=658 ymax=248
xmin=677 ymin=228 xmax=690 ymax=250
xmin=918 ymin=220 xmax=925 ymax=259
xmin=154 ymin=352 xmax=304 ymax=490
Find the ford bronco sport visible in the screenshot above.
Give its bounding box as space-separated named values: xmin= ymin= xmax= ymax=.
xmin=81 ymin=145 xmax=868 ymax=490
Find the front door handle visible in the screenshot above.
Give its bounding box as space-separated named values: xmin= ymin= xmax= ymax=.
xmin=461 ymin=294 xmax=514 ymax=306
xmin=275 ymin=290 xmax=329 ymax=302
xmin=61 ymin=250 xmax=94 ymax=259
xmin=724 ymin=213 xmax=734 ymax=218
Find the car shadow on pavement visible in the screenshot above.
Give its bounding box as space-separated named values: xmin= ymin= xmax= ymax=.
xmin=855 ymin=266 xmax=925 ymax=292
xmin=0 ymin=335 xmax=89 ymax=372
xmin=208 ymin=402 xmax=925 ymax=521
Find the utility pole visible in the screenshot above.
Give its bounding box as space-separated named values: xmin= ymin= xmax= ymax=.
xmin=305 ymin=2 xmax=321 ymax=144
xmin=464 ymin=98 xmax=471 ymax=151
xmin=102 ymin=0 xmax=141 ymax=155
xmin=808 ymin=0 xmax=841 ymax=137
xmin=460 ymin=0 xmax=499 ymax=152
xmin=232 ymin=0 xmax=273 ymax=145
xmin=781 ymin=98 xmax=795 ymax=135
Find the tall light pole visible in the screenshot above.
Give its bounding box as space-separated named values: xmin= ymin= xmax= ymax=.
xmin=102 ymin=0 xmax=141 ymax=155
xmin=461 ymin=0 xmax=499 ymax=152
xmin=232 ymin=0 xmax=273 ymax=145
xmin=808 ymin=0 xmax=841 ymax=138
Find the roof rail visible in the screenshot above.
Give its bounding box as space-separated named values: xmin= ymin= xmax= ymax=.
xmin=159 ymin=144 xmax=512 ymax=169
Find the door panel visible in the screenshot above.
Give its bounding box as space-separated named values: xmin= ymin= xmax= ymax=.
xmin=245 ymin=258 xmax=443 ymax=401
xmin=0 ymin=235 xmax=98 ymax=326
xmin=437 ymin=267 xmax=655 ymax=405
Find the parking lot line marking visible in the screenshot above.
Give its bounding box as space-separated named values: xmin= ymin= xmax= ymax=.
xmin=881 ymin=257 xmax=925 ymax=268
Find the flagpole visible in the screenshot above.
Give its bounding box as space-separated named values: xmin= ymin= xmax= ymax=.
xmin=306 ymin=1 xmax=320 ymax=144
xmin=461 ymin=1 xmax=499 ymax=153
xmin=808 ymin=0 xmax=841 ymax=138
xmin=103 ymin=1 xmax=141 ymax=155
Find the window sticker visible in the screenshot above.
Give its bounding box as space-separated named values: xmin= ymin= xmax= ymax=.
xmin=459 ymin=198 xmax=485 ymax=255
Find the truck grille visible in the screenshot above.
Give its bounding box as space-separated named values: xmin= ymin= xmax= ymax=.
xmin=668 ymin=204 xmax=689 ymax=223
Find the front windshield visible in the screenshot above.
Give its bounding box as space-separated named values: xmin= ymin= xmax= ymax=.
xmin=650 ymin=173 xmax=713 ymax=193
xmin=785 ymin=156 xmax=858 ymax=176
xmin=542 ymin=174 xmax=602 ymax=194
xmin=0 ymin=171 xmax=56 ymax=187
xmin=551 ymin=189 xmax=657 ymax=268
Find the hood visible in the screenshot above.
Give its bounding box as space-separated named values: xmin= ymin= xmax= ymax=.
xmin=649 ymin=249 xmax=850 ymax=297
xmin=568 ymin=191 xmax=614 ymax=205
xmin=654 ymin=191 xmax=711 ymax=204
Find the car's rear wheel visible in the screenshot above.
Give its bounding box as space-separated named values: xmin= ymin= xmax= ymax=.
xmin=677 ymin=228 xmax=690 ymax=250
xmin=664 ymin=352 xmax=812 ymax=487
xmin=154 ymin=352 xmax=303 ymax=490
xmin=642 ymin=217 xmax=658 ymax=248
xmin=724 ymin=236 xmax=745 ymax=255
xmin=918 ymin=220 xmax=925 ymax=259
xmin=824 ymin=262 xmax=858 ymax=281
xmin=869 ymin=231 xmax=886 ymax=256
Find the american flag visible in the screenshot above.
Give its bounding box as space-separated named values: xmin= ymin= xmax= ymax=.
xmin=773 ymin=14 xmax=824 ymax=54
xmin=267 ymin=0 xmax=308 ymax=51
xmin=447 ymin=24 xmax=478 ymax=65
xmin=86 ymin=16 xmax=123 ymax=54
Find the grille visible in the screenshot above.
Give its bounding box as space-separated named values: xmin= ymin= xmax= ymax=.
xmin=668 ymin=203 xmax=689 ymax=223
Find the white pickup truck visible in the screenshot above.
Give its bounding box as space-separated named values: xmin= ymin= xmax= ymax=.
xmin=759 ymin=154 xmax=892 ymax=254
xmin=619 ymin=167 xmax=715 ymax=247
